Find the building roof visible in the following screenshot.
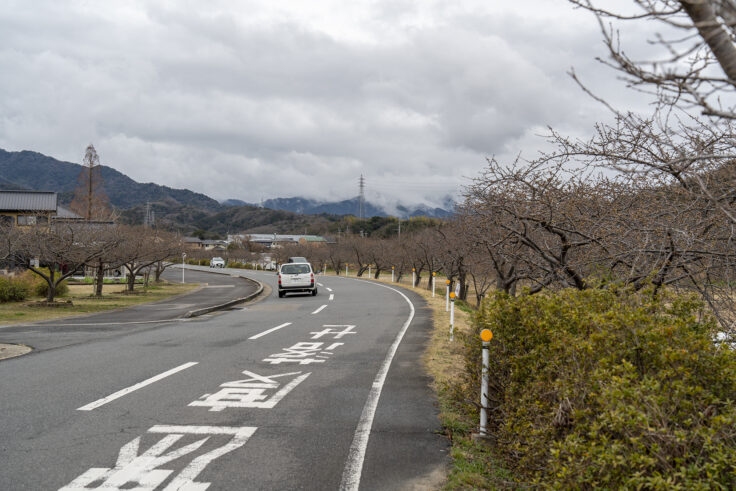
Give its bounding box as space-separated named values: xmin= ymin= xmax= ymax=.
xmin=0 ymin=190 xmax=57 ymax=212
xmin=55 ymin=206 xmax=83 ymax=219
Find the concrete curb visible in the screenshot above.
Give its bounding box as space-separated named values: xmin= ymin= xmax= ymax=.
xmin=182 ymin=271 xmax=265 ymax=318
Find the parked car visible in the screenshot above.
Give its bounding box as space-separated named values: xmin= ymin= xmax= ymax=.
xmin=278 ymin=262 xmax=317 ymax=297
xmin=210 ymin=257 xmax=226 ymax=268
xmin=287 ymin=257 xmax=308 ymax=263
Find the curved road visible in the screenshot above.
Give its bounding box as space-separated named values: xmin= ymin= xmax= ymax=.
xmin=0 ymin=266 xmax=448 ymax=490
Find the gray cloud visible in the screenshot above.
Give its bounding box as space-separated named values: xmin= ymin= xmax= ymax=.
xmin=0 ymin=0 xmax=646 ymax=209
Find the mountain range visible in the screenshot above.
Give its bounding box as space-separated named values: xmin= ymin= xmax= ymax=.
xmin=0 ymin=148 xmax=452 ymax=234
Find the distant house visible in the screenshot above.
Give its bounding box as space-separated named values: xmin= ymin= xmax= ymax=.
xmin=228 ymin=233 xmax=327 ymax=249
xmin=183 ymin=237 xmax=227 ymax=251
xmin=0 ymin=190 xmax=86 ymax=226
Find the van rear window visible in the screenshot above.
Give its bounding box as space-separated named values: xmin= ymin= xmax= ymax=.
xmin=281 ymin=264 xmax=310 ymax=274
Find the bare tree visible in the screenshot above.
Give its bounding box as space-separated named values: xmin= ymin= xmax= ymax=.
xmin=70 ymin=144 xmax=113 ymax=221
xmin=117 ymin=227 xmax=183 ymax=292
xmin=10 ymin=223 xmax=119 ymax=302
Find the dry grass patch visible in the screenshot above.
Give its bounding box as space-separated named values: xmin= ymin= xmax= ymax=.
xmin=0 ymin=281 xmax=199 ymax=325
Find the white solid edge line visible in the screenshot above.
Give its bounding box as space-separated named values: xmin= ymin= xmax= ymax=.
xmin=329 ymin=294 xmax=335 ymax=301
xmin=249 ymin=322 xmax=292 ymax=340
xmin=311 ymin=304 xmax=328 ymax=314
xmin=77 ymin=362 xmax=199 ymax=411
xmin=339 ymin=280 xmax=415 ymax=491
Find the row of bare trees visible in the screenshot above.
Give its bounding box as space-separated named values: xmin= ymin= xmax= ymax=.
xmin=0 ymin=223 xmax=183 ymax=302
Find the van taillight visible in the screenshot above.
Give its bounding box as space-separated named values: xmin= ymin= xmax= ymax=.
xmin=278 ymin=274 xmax=281 ymax=285
xmin=311 ymin=273 xmax=314 ymax=284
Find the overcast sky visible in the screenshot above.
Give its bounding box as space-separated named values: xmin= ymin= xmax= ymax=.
xmin=0 ymin=1 xmax=650 ymax=211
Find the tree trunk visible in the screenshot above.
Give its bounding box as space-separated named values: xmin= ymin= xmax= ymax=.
xmin=681 ymin=0 xmax=736 ymax=82
xmin=126 ymin=265 xmax=136 ymax=291
xmin=46 ymin=268 xmax=56 ymax=302
xmin=95 ymin=258 xmax=104 ymax=297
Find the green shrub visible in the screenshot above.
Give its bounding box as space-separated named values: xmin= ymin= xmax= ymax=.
xmin=456 ymin=287 xmax=736 ymax=488
xmin=0 ymin=275 xmax=31 ymax=302
xmin=21 ymin=269 xmax=69 ymax=298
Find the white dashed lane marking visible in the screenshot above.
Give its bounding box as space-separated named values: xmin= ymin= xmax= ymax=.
xmin=311 ymin=304 xmax=327 ymax=314
xmin=249 ymin=322 xmax=292 ymax=340
xmin=77 ymin=362 xmax=199 ymax=411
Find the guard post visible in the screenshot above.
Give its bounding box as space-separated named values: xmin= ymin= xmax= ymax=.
xmin=391 ymin=266 xmax=395 ymax=282
xmin=479 ymin=329 xmax=493 ymax=436
xmin=449 ymin=292 xmax=456 ymax=341
xmin=432 ymin=272 xmax=436 ymax=297
xmin=445 ymin=279 xmax=451 ymax=311
xmin=412 ymin=268 xmax=416 ymax=287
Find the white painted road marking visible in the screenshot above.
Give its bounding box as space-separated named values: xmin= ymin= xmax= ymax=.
xmin=77 ymin=362 xmax=199 ymax=411
xmin=189 ymin=370 xmax=311 ymax=411
xmin=61 ymin=425 xmax=256 ymax=490
xmin=205 ymin=284 xmax=236 ymax=288
xmin=339 ymin=281 xmax=416 ymax=491
xmin=326 ymin=287 xmax=333 ymax=292
xmin=329 ymin=293 xmax=334 ymax=301
xmin=249 ymin=322 xmax=292 ymax=340
xmin=317 ymin=282 xmax=324 ymax=287
xmin=311 ymin=304 xmax=327 ymax=314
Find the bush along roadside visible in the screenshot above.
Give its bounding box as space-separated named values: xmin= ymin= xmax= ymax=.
xmin=447 ymin=286 xmax=736 ymax=488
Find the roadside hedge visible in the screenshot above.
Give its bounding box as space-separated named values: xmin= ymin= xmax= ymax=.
xmin=455 ymin=287 xmax=736 ymax=488
xmin=0 ymin=275 xmax=31 ymax=302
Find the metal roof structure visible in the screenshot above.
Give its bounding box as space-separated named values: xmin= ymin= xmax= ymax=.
xmin=55 ymin=206 xmax=83 ymax=219
xmin=0 ymin=190 xmax=57 ymax=212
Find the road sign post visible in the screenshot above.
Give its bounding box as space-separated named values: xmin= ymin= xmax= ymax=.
xmin=479 ymin=329 xmax=493 ymax=436
xmin=449 ymin=292 xmax=456 ymax=341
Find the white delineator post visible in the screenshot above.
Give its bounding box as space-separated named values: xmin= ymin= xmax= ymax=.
xmin=412 ymin=268 xmax=416 ymax=287
xmin=432 ymin=272 xmax=436 ymax=297
xmin=445 ymin=280 xmax=450 ymax=311
xmin=449 ymin=292 xmax=456 ymax=341
xmin=181 ymin=253 xmax=186 ymax=284
xmin=345 ymin=264 xmax=349 ymax=276
xmin=479 ymin=329 xmax=493 ymax=436
xmin=368 ymin=265 xmax=372 ymax=278
xmin=391 ymin=266 xmax=395 ymax=282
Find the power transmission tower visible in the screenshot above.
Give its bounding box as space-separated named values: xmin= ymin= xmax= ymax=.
xmin=358 ymin=174 xmax=365 ymax=219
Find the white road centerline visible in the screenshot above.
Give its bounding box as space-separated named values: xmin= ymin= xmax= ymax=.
xmin=326 ymin=287 xmax=333 ymax=292
xmin=77 ymin=362 xmax=199 ymax=411
xmin=329 ymin=294 xmax=334 ymax=301
xmin=311 ymin=304 xmax=327 ymax=314
xmin=317 ymin=282 xmax=324 ymax=287
xmin=249 ymin=322 xmax=292 ymax=340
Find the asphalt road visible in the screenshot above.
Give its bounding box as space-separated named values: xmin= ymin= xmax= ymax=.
xmin=0 ymin=266 xmax=449 ymax=490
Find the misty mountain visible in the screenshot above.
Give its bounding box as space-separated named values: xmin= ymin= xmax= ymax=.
xmin=221 ymin=196 xmax=453 ymax=219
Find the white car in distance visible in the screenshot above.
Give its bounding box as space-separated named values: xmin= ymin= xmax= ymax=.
xmin=209 ymin=257 xmax=226 ymax=268
xmin=278 ymin=262 xmax=317 ymax=297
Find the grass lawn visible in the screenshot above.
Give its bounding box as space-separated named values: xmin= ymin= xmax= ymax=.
xmin=0 ymin=281 xmax=199 ymax=325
